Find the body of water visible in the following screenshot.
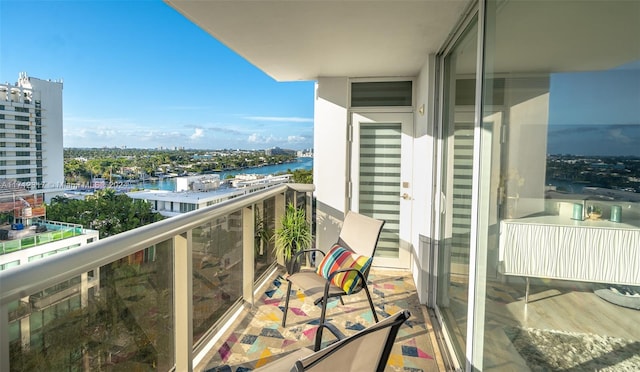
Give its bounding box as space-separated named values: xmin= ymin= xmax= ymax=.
xmin=138 ymin=157 xmax=313 ymax=191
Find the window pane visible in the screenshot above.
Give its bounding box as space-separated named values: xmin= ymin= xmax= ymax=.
xmin=437 ymin=15 xmax=478 ymax=365
xmin=351 ymin=81 xmax=412 ymax=107
xmin=477 ymin=1 xmax=640 ymax=370
xmin=192 ymin=211 xmax=243 ymax=345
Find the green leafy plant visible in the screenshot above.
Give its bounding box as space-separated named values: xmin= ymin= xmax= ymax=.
xmin=273 ymin=203 xmax=312 ymax=262
xmin=254 ymin=206 xmax=272 ymax=256
xmin=587 ymin=204 xmax=603 ymax=219
xmin=588 ymin=205 xmax=602 ymax=214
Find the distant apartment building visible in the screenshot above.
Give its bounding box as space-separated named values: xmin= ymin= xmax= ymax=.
xmin=0 ymin=72 xmax=64 ymax=201
xmin=296 ymin=149 xmax=313 ymax=158
xmin=176 ymin=174 xmax=221 ymax=192
xmin=0 ymin=212 xmax=100 ymax=356
xmin=128 ymin=174 xmax=291 ymax=217
xmin=264 ymin=146 xmax=294 ymax=156
xmin=0 ymin=218 xmax=99 ymax=271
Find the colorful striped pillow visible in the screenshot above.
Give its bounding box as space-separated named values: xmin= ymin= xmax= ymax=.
xmin=316 ymin=244 xmax=372 ymax=294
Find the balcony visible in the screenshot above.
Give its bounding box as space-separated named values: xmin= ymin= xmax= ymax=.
xmin=0 ymin=183 xmax=441 ymax=371
xmin=0 ymin=220 xmax=84 ymax=256
xmin=195 ymin=268 xmax=442 ymax=371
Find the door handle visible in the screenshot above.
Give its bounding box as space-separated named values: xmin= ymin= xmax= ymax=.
xmin=401 ymin=193 xmax=411 ymax=200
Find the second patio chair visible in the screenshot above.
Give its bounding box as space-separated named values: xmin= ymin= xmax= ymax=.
xmin=255 ymin=310 xmax=410 ymax=372
xmin=281 ymin=211 xmax=385 ymax=327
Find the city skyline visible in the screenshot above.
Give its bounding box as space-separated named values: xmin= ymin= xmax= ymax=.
xmin=0 ymin=0 xmax=315 ymax=150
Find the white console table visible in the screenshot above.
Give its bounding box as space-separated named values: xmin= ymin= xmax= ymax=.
xmin=499 ymin=216 xmax=640 ymax=302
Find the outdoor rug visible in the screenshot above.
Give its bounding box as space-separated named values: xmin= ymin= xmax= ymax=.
xmin=201 ymin=270 xmax=438 ymax=372
xmin=504 ymin=326 xmax=640 ymax=371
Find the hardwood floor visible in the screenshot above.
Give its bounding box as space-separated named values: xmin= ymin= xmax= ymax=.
xmin=443 ymin=275 xmax=640 ymax=370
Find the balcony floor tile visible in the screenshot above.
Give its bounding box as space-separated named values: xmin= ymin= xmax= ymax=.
xmin=197 ymin=269 xmax=443 ymax=372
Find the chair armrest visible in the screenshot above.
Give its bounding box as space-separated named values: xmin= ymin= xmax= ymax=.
xmin=313 ymin=322 xmax=346 ymax=351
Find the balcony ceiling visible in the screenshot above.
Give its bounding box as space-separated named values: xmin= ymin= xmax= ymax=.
xmin=166 ymin=1 xmax=639 ymax=81
xmin=164 ymin=0 xmax=470 ymax=81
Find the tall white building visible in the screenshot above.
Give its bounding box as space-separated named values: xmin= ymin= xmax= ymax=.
xmin=0 ymin=72 xmax=64 ymax=198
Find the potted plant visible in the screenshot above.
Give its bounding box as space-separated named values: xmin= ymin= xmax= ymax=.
xmin=273 ymin=203 xmax=312 ymax=273
xmin=587 ymin=204 xmax=603 ymax=220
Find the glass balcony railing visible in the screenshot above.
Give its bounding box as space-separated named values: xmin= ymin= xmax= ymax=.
xmin=0 ymin=220 xmax=84 ymax=255
xmin=0 ymin=183 xmax=313 ymax=371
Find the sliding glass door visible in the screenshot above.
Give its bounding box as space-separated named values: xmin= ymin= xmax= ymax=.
xmin=436 ymin=16 xmax=478 ymax=365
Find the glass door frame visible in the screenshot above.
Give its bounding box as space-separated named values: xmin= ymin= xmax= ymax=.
xmin=431 ymin=1 xmax=484 ymax=370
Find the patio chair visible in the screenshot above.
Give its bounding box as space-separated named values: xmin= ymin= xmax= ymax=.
xmin=281 ymin=211 xmax=385 ymax=327
xmin=255 ymin=310 xmax=411 ymax=372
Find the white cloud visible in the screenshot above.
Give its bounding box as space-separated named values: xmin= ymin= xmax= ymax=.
xmin=248 ymin=133 xmax=275 ymax=144
xmin=190 ymin=128 xmax=204 ymax=140
xmin=608 ymin=128 xmax=631 ymax=144
xmin=247 ymin=133 xmax=259 ymax=143
xmin=62 ymin=114 xmax=313 ymax=150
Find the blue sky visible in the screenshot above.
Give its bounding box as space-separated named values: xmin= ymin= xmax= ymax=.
xmin=548 ymin=65 xmax=640 ymax=156
xmin=0 ymin=0 xmax=315 ymax=150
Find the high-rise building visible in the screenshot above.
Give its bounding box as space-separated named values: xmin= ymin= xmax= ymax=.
xmin=0 ymin=72 xmax=64 ymax=200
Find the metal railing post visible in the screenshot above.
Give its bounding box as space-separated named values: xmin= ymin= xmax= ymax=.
xmin=0 ymin=303 xmax=9 ymax=371
xmin=242 ymin=205 xmax=255 ymax=305
xmin=174 ymin=231 xmax=193 ymax=371
xmin=275 ymin=192 xmax=286 ymax=267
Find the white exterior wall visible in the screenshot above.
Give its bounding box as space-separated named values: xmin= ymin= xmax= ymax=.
xmin=28 ymin=77 xmax=64 ymax=190
xmin=313 ymin=78 xmax=350 ymax=252
xmin=0 ymin=229 xmax=99 ymax=268
xmin=314 ymin=67 xmax=438 ymax=304
xmin=411 ymin=55 xmax=438 ymax=303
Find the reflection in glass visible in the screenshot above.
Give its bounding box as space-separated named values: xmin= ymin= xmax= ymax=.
xmin=255 ymin=198 xmax=276 ymax=280
xmin=8 ymin=244 xmax=174 ymax=371
xmin=192 ymin=211 xmax=243 ymax=344
xmin=437 ymin=15 xmax=478 ymax=365
xmin=477 ymin=1 xmax=640 ymax=370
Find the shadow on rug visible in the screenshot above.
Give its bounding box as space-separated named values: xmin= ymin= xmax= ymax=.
xmin=504 ymin=327 xmax=640 ymax=371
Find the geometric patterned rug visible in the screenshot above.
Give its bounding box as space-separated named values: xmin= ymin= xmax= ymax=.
xmin=199 ymin=269 xmax=440 ymax=371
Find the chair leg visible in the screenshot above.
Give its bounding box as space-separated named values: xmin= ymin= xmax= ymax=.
xmin=315 ymin=295 xmax=329 ymax=351
xmin=282 ymin=280 xmax=292 ymax=327
xmin=363 ymin=285 xmax=379 ymax=323
xmin=319 ymin=296 xmax=329 ymax=325
xmin=339 ymin=296 xmax=344 ymax=305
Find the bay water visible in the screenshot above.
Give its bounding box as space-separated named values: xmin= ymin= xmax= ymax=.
xmin=139 ymin=157 xmax=313 ymax=191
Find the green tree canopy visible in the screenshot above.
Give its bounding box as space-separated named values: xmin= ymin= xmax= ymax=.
xmin=291 ymin=168 xmax=313 ymax=184
xmin=47 ymin=190 xmax=164 ymax=238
